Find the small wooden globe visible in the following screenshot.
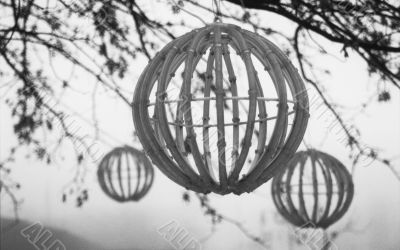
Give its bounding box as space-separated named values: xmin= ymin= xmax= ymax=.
xmin=97 ymin=146 xmax=154 ymax=202
xmin=133 ymin=22 xmax=309 ymax=195
xmin=271 ymin=150 xmax=354 ymax=229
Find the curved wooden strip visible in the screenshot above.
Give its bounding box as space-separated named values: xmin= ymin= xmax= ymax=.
xmin=203 ymin=47 xmax=217 ymax=181
xmin=237 ymin=33 xmax=289 ymax=186
xmin=126 ymin=150 xmax=133 ymax=198
xmin=298 ymin=153 xmax=310 ymax=223
xmin=136 ymin=30 xmax=205 ymax=190
xmin=181 ymin=29 xmax=216 ymax=189
xmin=317 ymin=152 xmax=333 ymax=225
xmin=222 ymin=25 xmax=258 ymax=186
xmin=222 ymin=43 xmax=240 ymax=173
xmin=311 ymin=150 xmax=319 ymax=223
xmin=213 ymin=24 xmax=228 ymax=189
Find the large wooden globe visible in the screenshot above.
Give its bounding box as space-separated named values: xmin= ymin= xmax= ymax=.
xmin=133 ymin=22 xmax=309 ymax=195
xmin=97 ymin=146 xmax=154 ymax=202
xmin=271 ymin=150 xmax=354 ymax=229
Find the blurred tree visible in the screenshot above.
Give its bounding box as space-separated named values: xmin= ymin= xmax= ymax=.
xmin=0 ymin=0 xmax=399 ymax=242
xmin=0 ymin=0 xmax=397 ymax=167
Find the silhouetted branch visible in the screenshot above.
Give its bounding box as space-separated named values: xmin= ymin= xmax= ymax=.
xmin=193 ymin=192 xmax=268 ymax=249
xmin=293 ymin=26 xmax=400 ymax=181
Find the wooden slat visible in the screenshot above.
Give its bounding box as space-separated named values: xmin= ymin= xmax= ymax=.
xmin=156 ymin=30 xmax=210 ymax=189
xmin=133 ymin=31 xmax=205 ymax=191
xmin=311 ymin=150 xmax=319 ymax=222
xmin=203 ymin=47 xmax=217 ymax=181
xmin=222 ymin=43 xmax=240 ymax=174
xmin=181 ymin=29 xmax=216 ymax=189
xmin=298 ymin=154 xmax=310 ymax=223
xmin=214 ymin=25 xmax=228 ymax=189
xmin=224 ymin=26 xmax=258 ymax=186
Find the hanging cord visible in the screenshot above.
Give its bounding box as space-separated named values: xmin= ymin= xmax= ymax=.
xmin=213 ymin=0 xmax=222 ymax=22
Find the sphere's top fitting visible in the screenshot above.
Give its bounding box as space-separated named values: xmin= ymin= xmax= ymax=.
xmin=133 ymin=22 xmax=309 ymax=195
xmin=272 ymin=150 xmax=354 ymax=229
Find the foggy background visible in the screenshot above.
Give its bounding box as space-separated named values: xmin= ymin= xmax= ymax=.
xmin=1 ymin=1 xmax=400 ymax=249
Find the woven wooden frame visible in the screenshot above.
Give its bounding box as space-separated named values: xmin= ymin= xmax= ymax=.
xmin=133 ymin=22 xmax=309 ymax=195
xmin=97 ymin=146 xmax=154 ymax=202
xmin=271 ymin=149 xmax=354 ymax=229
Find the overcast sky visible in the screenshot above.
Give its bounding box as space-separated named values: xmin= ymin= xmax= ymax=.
xmin=1 ymin=1 xmax=399 ymax=249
